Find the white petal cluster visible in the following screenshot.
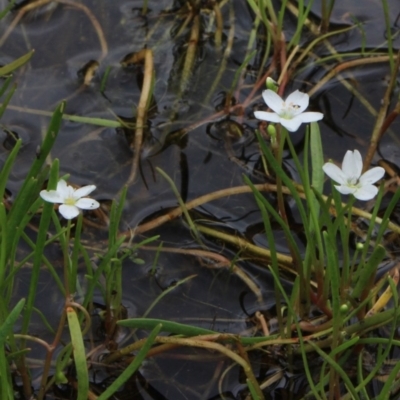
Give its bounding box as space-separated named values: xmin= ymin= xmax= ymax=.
xmin=40 ymin=179 xmax=100 ymax=219
xmin=322 ymin=150 xmax=385 ymax=201
xmin=254 ymin=89 xmax=323 ymax=132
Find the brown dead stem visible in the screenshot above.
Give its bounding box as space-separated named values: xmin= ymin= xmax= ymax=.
xmin=308 ymin=55 xmax=398 ymax=98
xmin=126 ymin=49 xmax=154 ymax=186
xmin=126 ymin=182 xmax=400 ymax=237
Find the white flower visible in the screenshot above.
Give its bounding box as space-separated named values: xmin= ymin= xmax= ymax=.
xmin=322 ymin=150 xmax=385 ymax=201
xmin=40 ymin=179 xmax=100 ymax=219
xmin=254 ymin=89 xmax=323 ymax=132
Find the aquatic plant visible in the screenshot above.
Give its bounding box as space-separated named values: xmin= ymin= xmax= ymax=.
xmin=40 ymin=179 xmax=99 ymax=219
xmin=323 ymin=149 xmax=385 ymax=201
xmin=254 ymin=89 xmax=323 ymax=132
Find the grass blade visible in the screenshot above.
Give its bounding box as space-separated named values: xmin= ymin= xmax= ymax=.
xmin=97 ymin=324 xmax=162 ymax=400
xmin=66 ymin=307 xmax=88 ymax=400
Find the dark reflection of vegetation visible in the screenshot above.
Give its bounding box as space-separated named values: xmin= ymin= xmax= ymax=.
xmin=1 ymin=0 xmax=400 ymax=399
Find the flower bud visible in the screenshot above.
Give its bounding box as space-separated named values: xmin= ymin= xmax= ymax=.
xmin=340 ymin=304 xmax=349 ymax=314
xmin=267 ymin=124 xmax=277 ymax=148
xmin=267 ymin=124 xmax=276 ymax=137
xmin=266 ymin=77 xmax=279 ymax=92
xmin=356 ymin=243 xmax=364 ymax=251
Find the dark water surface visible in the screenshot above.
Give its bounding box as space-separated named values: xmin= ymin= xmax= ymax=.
xmin=1 ymin=0 xmax=400 ymax=398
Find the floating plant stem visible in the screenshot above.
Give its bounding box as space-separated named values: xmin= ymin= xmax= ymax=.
xmin=0 ymin=103 xmax=125 ymax=128
xmin=308 ymin=54 xmax=399 ymax=98
xmin=180 ymin=14 xmax=200 ymax=94
xmin=213 ymin=1 xmax=223 ymax=49
xmin=129 ymin=181 xmax=400 ymax=237
xmin=204 ymin=3 xmax=234 ymax=105
xmin=126 ymin=49 xmax=154 ymax=185
xmin=141 ymin=0 xmax=149 ymax=15
xmin=196 ymin=224 xmax=295 ymax=271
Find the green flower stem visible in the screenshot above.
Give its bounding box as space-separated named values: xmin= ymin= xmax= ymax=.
xmin=64 ymin=219 xmax=72 ymax=297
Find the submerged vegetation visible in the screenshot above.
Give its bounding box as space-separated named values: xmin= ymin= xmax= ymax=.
xmin=0 ymin=0 xmax=400 ymax=399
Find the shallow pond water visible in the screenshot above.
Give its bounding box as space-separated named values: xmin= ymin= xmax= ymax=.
xmin=1 ymin=0 xmax=400 ymax=398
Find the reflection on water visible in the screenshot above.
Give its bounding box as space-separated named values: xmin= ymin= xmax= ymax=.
xmin=1 ymin=0 xmax=400 ymax=398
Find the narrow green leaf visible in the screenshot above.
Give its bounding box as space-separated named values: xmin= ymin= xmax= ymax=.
xmin=247 ymin=378 xmax=262 ymax=400
xmin=308 ymin=342 xmax=360 ymax=400
xmin=109 ymin=185 xmax=127 ymax=246
xmin=352 ymin=245 xmax=387 ymax=300
xmin=244 ymin=175 xmax=303 ymax=268
xmin=142 ymin=274 xmax=197 ymax=318
xmin=67 ymin=307 xmax=88 ymax=400
xmin=0 ymin=348 xmax=13 ymax=400
xmin=25 ymin=101 xmax=64 ymax=181
xmin=323 ymin=231 xmax=340 ymax=315
xmin=20 ymin=160 xmax=59 ymax=335
xmin=0 ymin=139 xmax=21 ymax=198
xmin=310 ymin=122 xmax=324 ymax=196
xmin=0 ymin=82 xmax=16 ymax=119
xmin=0 ymin=0 xmax=16 ymax=20
xmin=82 ymin=236 xmax=126 ymax=308
xmin=0 ymin=50 xmax=34 ymax=77
xmin=97 ymin=324 xmax=162 ymax=400
xmin=0 ymin=299 xmax=25 ymax=345
xmin=118 ymin=317 xmax=275 ymax=345
xmin=118 ymin=318 xmax=215 ymax=336
xmin=0 ymin=75 xmax=12 ymax=97
xmin=70 ymin=214 xmax=83 ymax=294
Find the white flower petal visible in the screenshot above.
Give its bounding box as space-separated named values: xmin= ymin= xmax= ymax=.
xmin=254 ymin=111 xmax=281 ymax=123
xmin=280 ymin=116 xmax=303 ymax=132
xmin=342 ymin=150 xmax=362 ymax=179
xmin=285 ymin=90 xmax=309 ymax=113
xmin=322 ymin=163 xmax=347 ymax=184
xmin=359 ymin=167 xmax=385 ymax=185
xmin=335 ymin=185 xmax=357 ymax=195
xmin=261 ymin=90 xmax=284 ymax=114
xmin=74 ymin=185 xmax=96 ymax=199
xmin=296 ymin=111 xmax=324 ymax=123
xmin=59 ymin=204 xmax=80 ymax=219
xmin=56 ymin=179 xmax=70 ymax=197
xmin=75 ymin=198 xmax=100 ymax=210
xmin=353 ymin=185 xmax=378 ymax=201
xmin=40 ymin=190 xmax=64 ymax=204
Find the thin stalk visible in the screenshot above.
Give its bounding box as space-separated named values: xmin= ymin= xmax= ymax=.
xmin=126 ymin=49 xmax=154 ymax=185
xmin=126 ymin=183 xmax=400 ymax=236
